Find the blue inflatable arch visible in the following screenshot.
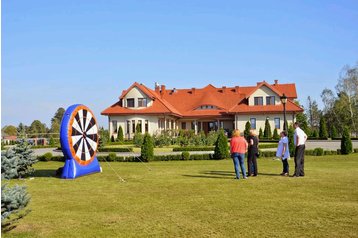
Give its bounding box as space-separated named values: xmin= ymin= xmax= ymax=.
xmin=60 ymin=104 xmax=101 ymax=179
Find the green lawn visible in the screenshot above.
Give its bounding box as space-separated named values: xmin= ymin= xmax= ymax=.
xmin=3 ymin=154 xmax=358 ymax=238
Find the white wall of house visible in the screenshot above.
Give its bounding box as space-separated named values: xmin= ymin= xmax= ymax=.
xmin=235 ymin=113 xmax=296 ymax=134
xmin=122 ymin=87 xmax=153 ymax=108
xmin=248 ymin=85 xmax=281 ymax=105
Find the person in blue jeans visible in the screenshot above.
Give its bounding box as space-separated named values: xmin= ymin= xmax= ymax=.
xmin=230 ymin=129 xmax=248 ymax=179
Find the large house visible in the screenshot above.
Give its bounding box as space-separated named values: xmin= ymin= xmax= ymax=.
xmin=101 ymin=80 xmax=303 ymax=139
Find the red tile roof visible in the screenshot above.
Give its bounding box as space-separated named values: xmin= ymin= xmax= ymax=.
xmin=101 ymin=81 xmax=303 ymax=117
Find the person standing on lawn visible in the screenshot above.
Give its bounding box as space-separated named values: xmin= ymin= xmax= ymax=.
xmin=247 ymin=129 xmax=259 ymax=176
xmin=276 ymin=131 xmax=290 ymax=176
xmin=293 ymin=122 xmax=307 ymax=177
xmin=230 ymin=129 xmax=248 ymax=180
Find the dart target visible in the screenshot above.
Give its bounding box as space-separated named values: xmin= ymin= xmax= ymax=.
xmin=60 ymin=104 xmax=101 ymax=179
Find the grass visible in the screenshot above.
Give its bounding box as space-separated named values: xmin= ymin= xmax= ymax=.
xmin=3 ymin=154 xmax=358 ymax=238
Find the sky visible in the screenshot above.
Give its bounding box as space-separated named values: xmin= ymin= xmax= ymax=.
xmin=2 ymin=0 xmax=358 ymax=129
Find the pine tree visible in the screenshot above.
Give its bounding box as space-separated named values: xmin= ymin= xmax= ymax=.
xmin=312 ymin=129 xmax=319 ymax=138
xmin=264 ymin=118 xmax=272 ymax=139
xmin=1 ymin=149 xmax=19 ymax=180
xmin=273 ymin=128 xmax=279 ymax=140
xmin=49 ymin=136 xmax=55 ymax=146
xmin=259 ymin=128 xmax=263 ymax=139
xmin=117 ymin=126 xmax=124 ymax=142
xmin=141 ymin=133 xmax=154 ymax=161
xmin=341 ymin=127 xmax=352 ymax=154
xmin=319 ymin=116 xmax=328 ymax=139
xmin=1 ymin=183 xmax=31 ymax=232
xmin=3 ymin=140 xmax=38 ymax=179
xmin=288 ymin=124 xmax=295 ymax=156
xmin=331 ymin=126 xmax=338 ymax=138
xmin=213 ymin=129 xmax=229 ymax=160
xmin=244 ymin=121 xmax=251 ymax=139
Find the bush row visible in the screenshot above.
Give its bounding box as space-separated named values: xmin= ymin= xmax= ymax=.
xmin=173 ymin=146 xmax=215 ymax=152
xmin=98 ymin=147 xmax=133 ymax=152
xmin=258 ymin=143 xmax=278 ymax=149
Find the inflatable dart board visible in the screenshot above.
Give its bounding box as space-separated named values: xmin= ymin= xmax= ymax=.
xmin=60 ymin=104 xmax=101 ymax=179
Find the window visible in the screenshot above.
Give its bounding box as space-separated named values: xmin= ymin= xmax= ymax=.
xmin=145 ymin=120 xmax=149 ymax=132
xmin=250 ymin=118 xmax=256 ymax=129
xmin=274 ymin=118 xmax=280 ymax=129
xmin=198 ymin=105 xmax=216 ymax=110
xmin=127 ymin=98 xmax=135 ymax=107
xmin=266 ymin=96 xmax=275 ymax=105
xmin=132 ymin=120 xmax=135 ymax=133
xmin=126 ymin=120 xmax=130 ymax=134
xmin=138 ymin=98 xmax=147 ymax=107
xmin=254 ymin=97 xmax=263 ymax=105
xmin=112 ymin=121 xmax=118 ymax=133
xmin=181 ymin=122 xmax=186 ymax=130
xmin=138 ymin=120 xmax=142 ymax=133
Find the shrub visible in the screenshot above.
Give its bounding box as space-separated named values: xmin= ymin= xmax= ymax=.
xmin=354 ymin=148 xmax=358 ymax=153
xmin=153 ymin=131 xmax=172 ymax=147
xmin=244 ymin=121 xmax=251 ymax=139
xmin=341 ymin=127 xmax=352 ymax=155
xmin=49 ymin=137 xmax=55 ymax=147
xmin=190 ymin=154 xmax=212 ymax=160
xmin=181 ymin=151 xmax=190 ymax=160
xmin=213 ymin=130 xmax=229 ymax=160
xmin=313 ymin=148 xmax=324 ymax=156
xmin=38 ymin=152 xmax=53 ymax=162
xmin=288 ymin=124 xmax=295 ymax=156
xmin=141 ymin=133 xmax=154 ymax=162
xmin=258 ymin=143 xmax=277 ymax=149
xmin=133 ymin=132 xmax=143 ymax=147
xmin=319 ymin=116 xmax=328 ymax=139
xmin=272 ymin=128 xmax=279 ymax=140
xmin=1 ymin=184 xmax=31 ymax=232
xmin=111 ymin=135 xmax=115 ymax=142
xmin=206 ymin=131 xmax=219 ymax=146
xmin=173 ymin=146 xmax=214 ymax=152
xmin=117 ymin=126 xmax=124 ymax=142
xmin=259 ymin=128 xmax=263 ymax=139
xmin=107 ymin=152 xmax=117 ymax=162
xmin=264 ymin=118 xmax=272 ymax=139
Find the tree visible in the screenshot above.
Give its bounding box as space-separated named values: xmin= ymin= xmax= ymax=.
xmin=135 ymin=123 xmax=141 ymax=133
xmin=49 ymin=136 xmax=56 ymax=146
xmin=141 ymin=133 xmax=154 ymax=161
xmin=12 ymin=140 xmax=38 ymax=178
xmin=117 ymin=126 xmax=124 ymax=142
xmin=319 ymin=116 xmax=328 ymax=139
xmin=2 ymin=125 xmax=17 ymax=136
xmin=312 ymin=129 xmax=319 ymax=138
xmin=17 ymin=123 xmax=27 ymax=138
xmin=330 ymin=125 xmax=339 ymax=138
xmin=213 ymin=129 xmax=229 ymax=160
xmin=244 ymin=121 xmax=251 ymax=139
xmin=29 ymin=120 xmax=47 ymax=138
xmin=295 ymin=112 xmax=310 ymax=136
xmin=1 ymin=184 xmax=30 ymax=232
xmin=273 ymin=128 xmax=279 ymax=140
xmin=50 ymin=108 xmax=65 ymax=137
xmin=336 ymin=64 xmax=358 ymax=135
xmin=259 ymin=128 xmax=263 ymax=139
xmin=306 ymin=96 xmax=321 ymax=132
xmin=287 ymin=124 xmax=295 ymax=156
xmin=263 ymin=118 xmax=272 ymax=139
xmin=99 ymin=127 xmax=109 ymax=145
xmin=341 ymin=127 xmax=352 ymax=154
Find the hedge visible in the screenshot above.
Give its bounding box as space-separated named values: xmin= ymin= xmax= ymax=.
xmin=258 ymin=143 xmax=277 ymax=149
xmin=98 ymin=147 xmax=133 ymax=152
xmin=173 ymin=146 xmax=215 ymax=152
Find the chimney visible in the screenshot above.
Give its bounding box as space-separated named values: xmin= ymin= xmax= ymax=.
xmin=160 ymin=85 xmax=166 ymax=96
xmin=274 ymin=79 xmax=278 ymax=85
xmin=222 ymin=86 xmax=226 ymax=93
xmin=235 ymin=86 xmax=240 ymax=93
xmin=191 ymin=87 xmax=196 ymax=94
xmin=155 ymin=82 xmax=160 ymax=93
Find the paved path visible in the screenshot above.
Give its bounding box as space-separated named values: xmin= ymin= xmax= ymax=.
xmin=31 ymin=140 xmax=358 ymax=156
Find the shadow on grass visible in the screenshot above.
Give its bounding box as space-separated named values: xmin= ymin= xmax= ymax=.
xmin=183 ymin=170 xmax=282 ymax=179
xmin=182 ymin=174 xmax=234 ymax=179
xmin=33 ymin=169 xmax=60 ymax=178
xmin=257 ymin=173 xmax=281 ymax=177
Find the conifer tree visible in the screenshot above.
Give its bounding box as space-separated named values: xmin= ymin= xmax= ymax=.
xmin=141 ymin=133 xmax=154 ymax=161
xmin=117 ymin=126 xmax=124 ymax=142
xmin=319 ymin=116 xmax=329 ymax=139
xmin=259 ymin=128 xmax=263 ymax=139
xmin=341 ymin=127 xmax=352 ymax=154
xmin=213 ymin=129 xmax=229 ymax=160
xmin=264 ymin=118 xmax=272 ymax=139
xmin=273 ymin=128 xmax=279 ymax=140
xmin=244 ymin=121 xmax=251 ymax=139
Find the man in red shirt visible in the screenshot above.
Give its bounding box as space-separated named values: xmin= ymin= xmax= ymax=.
xmin=230 ymin=129 xmax=248 ymax=179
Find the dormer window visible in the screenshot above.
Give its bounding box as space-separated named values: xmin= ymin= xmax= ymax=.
xmin=266 ymin=96 xmax=275 ymax=105
xmin=138 ymin=98 xmax=147 ymax=107
xmin=197 ymin=105 xmax=217 ymax=110
xmin=127 ymin=98 xmax=135 ymax=107
xmin=254 ymin=97 xmax=263 ymax=105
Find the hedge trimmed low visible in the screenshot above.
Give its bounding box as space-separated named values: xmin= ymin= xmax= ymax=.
xmin=173 ymin=146 xmax=214 ymax=152
xmin=98 ymin=147 xmax=133 ymax=152
xmin=258 ymin=143 xmax=277 ymax=149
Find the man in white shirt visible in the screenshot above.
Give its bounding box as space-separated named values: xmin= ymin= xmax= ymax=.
xmin=293 ymin=122 xmax=307 ymax=177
